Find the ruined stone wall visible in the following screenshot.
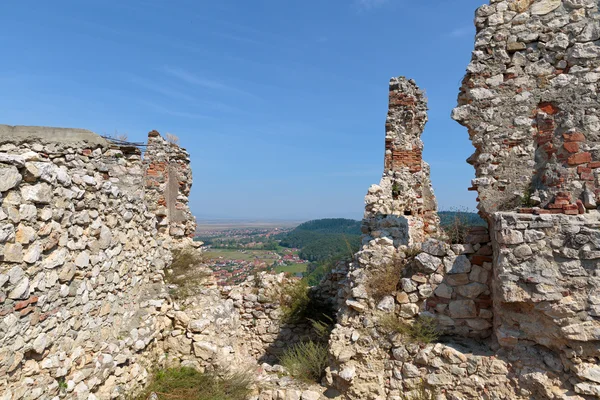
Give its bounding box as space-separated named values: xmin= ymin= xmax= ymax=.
xmin=144 ymin=131 xmax=195 ymax=239
xmin=452 ymin=0 xmax=600 ymax=216
xmin=450 ymin=0 xmax=600 ymax=397
xmin=0 ymin=127 xmax=195 ymax=399
xmin=327 ymin=78 xmax=451 ymax=398
xmin=363 ymin=77 xmax=441 ymax=247
xmin=491 ymin=211 xmax=600 ymax=397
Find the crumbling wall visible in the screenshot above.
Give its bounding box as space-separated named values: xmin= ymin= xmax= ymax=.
xmin=327 ymin=78 xmax=451 ymax=399
xmin=363 ymin=77 xmax=441 ymax=247
xmin=451 ymin=1 xmax=600 ymax=398
xmin=0 ymin=126 xmax=195 ymax=399
xmin=144 ymin=131 xmax=195 ymax=239
xmin=452 ymin=0 xmax=600 ymax=216
xmin=491 ymin=211 xmax=600 ymax=397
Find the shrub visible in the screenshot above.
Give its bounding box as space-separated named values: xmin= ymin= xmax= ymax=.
xmin=136 ymin=367 xmax=253 ymax=400
xmin=279 ymin=341 xmax=328 ymax=382
xmin=400 ymin=380 xmax=436 ymax=400
xmin=166 ymin=133 xmax=180 ymax=145
xmin=308 ymin=314 xmax=335 ymax=342
xmin=166 ymin=247 xmax=211 ymax=299
xmin=367 ymin=254 xmax=406 ymax=302
xmin=442 ymin=209 xmax=472 ymax=245
xmin=277 ymin=279 xmax=311 ymax=323
xmin=379 ymin=314 xmax=439 ymax=344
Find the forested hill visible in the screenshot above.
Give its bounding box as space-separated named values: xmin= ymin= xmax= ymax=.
xmin=438 ymin=211 xmax=486 ymax=228
xmin=293 ymin=218 xmax=362 ymax=234
xmin=278 ymin=218 xmax=361 ymax=262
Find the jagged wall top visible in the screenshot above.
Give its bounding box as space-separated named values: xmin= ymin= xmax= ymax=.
xmin=363 ymin=77 xmax=440 ymax=247
xmin=384 ymin=77 xmax=428 ymax=174
xmin=0 ymin=125 xmax=109 ymax=146
xmin=453 ymin=0 xmax=600 ymax=216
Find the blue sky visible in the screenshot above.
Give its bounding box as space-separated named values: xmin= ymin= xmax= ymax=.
xmin=1 ymin=0 xmax=483 ymax=221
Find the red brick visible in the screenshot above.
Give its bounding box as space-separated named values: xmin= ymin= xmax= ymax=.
xmin=589 ymin=162 xmax=600 ymax=168
xmin=538 ymin=102 xmax=559 ymax=115
xmin=563 ymin=132 xmax=586 ymax=142
xmin=564 ymin=209 xmax=579 ymax=215
xmin=577 ymin=166 xmax=591 ymax=174
xmin=580 ymin=172 xmax=595 ymax=181
xmin=19 ymin=306 xmax=35 ymax=317
xmin=577 ymin=200 xmax=586 ymax=214
xmin=564 ymin=142 xmax=579 ymax=153
xmin=563 ymin=204 xmax=578 ymax=210
xmin=568 ymin=152 xmax=592 ymax=166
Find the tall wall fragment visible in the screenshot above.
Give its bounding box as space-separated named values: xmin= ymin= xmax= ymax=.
xmin=144 ymin=131 xmax=196 ymax=239
xmin=327 ymin=78 xmax=447 ymax=399
xmin=363 ymin=77 xmax=441 ymax=246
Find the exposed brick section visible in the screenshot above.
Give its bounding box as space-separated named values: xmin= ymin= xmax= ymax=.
xmin=367 ymin=77 xmax=442 ymax=243
xmin=143 ymin=131 xmax=196 ymax=238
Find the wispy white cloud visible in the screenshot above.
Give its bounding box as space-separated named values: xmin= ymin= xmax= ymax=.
xmin=448 ymin=26 xmax=473 ymax=38
xmin=355 ymin=0 xmax=388 ymax=10
xmin=139 ymin=100 xmax=210 ymax=120
xmin=130 ymin=76 xmax=196 ymax=102
xmin=162 ymin=66 xmax=259 ymax=99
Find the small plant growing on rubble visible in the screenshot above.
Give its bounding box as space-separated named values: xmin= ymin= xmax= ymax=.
xmin=392 ymin=181 xmax=401 ymax=198
xmin=135 ymin=367 xmax=253 ymax=400
xmin=279 ymin=340 xmax=329 ymax=383
xmin=367 ymin=253 xmax=407 ymax=302
xmin=379 ymin=314 xmax=439 ymax=344
xmin=400 ymin=380 xmax=436 ymax=400
xmin=165 ymin=247 xmax=211 ymax=299
xmin=442 ymin=207 xmax=473 ymax=244
xmin=308 ymin=314 xmax=335 ymax=341
xmin=166 ymin=133 xmax=180 ymax=145
xmin=57 ymin=378 xmax=68 ymax=392
xmin=276 ymin=279 xmax=311 ymax=323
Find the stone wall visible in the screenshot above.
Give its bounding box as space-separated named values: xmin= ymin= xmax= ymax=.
xmin=363 ymin=77 xmax=441 ymax=248
xmin=452 ymin=0 xmax=600 ymax=216
xmin=0 ymin=127 xmax=195 ymax=399
xmin=327 ymin=77 xmax=451 ymax=399
xmin=491 ymin=211 xmax=600 ymax=397
xmin=144 ymin=131 xmax=195 ymax=239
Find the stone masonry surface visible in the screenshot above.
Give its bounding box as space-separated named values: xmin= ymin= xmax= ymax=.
xmin=452 ymin=0 xmax=600 ymax=216
xmin=362 ymin=77 xmax=441 ymax=248
xmin=0 ymin=127 xmax=196 ymax=399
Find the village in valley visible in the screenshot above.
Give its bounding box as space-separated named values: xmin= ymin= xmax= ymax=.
xmin=195 ymin=223 xmax=309 ymax=285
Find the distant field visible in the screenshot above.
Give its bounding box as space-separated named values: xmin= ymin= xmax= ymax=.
xmin=275 ymin=263 xmax=308 ymax=274
xmin=205 ymin=249 xmax=279 ymax=262
xmin=196 ymin=220 xmax=301 ymax=232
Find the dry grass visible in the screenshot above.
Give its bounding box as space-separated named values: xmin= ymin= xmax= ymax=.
xmin=108 ymin=131 xmax=129 ymax=142
xmin=279 ymin=341 xmax=329 ymax=383
xmin=135 ymin=367 xmax=253 ymax=400
xmin=166 ymin=133 xmax=180 ymax=145
xmin=368 ymin=254 xmax=406 ymax=302
xmin=166 ymin=247 xmax=211 ymax=299
xmin=276 ymin=279 xmax=311 ymax=323
xmin=443 ymin=212 xmax=472 ymax=245
xmin=379 ymin=314 xmax=439 ymax=344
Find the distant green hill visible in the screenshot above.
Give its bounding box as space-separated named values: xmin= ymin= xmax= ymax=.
xmin=293 ymin=218 xmax=362 ymax=234
xmin=278 ymin=218 xmax=361 ymax=262
xmin=438 ymin=211 xmax=486 ymax=228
